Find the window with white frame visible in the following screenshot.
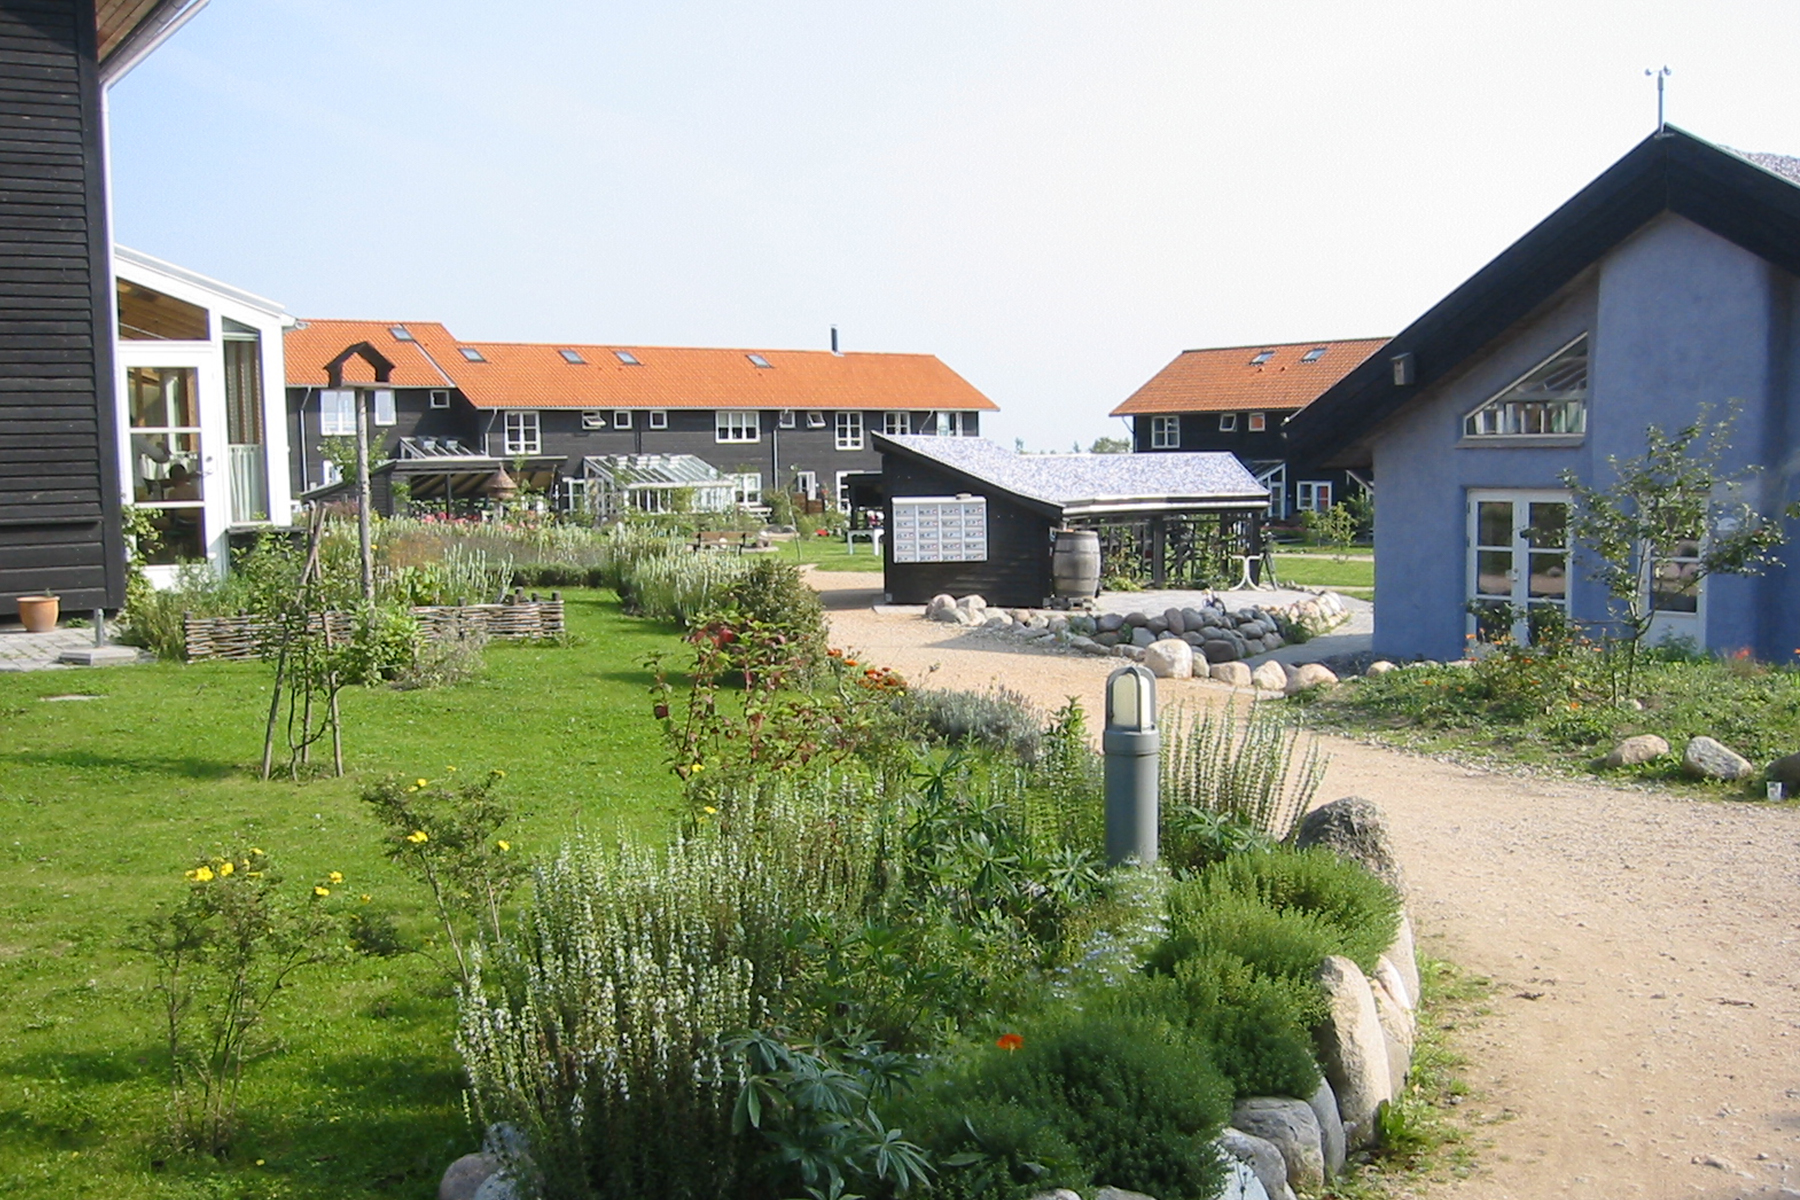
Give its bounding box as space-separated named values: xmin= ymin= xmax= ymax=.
xmin=1151 ymin=415 xmax=1181 ymax=449
xmin=429 ymin=389 xmax=450 ymax=410
xmin=1247 ymin=412 xmax=1267 ymax=433
xmin=836 ymin=411 xmax=864 ymax=450
xmin=1218 ymin=413 xmax=1238 ymax=432
xmin=732 ymin=473 xmax=762 ymax=506
xmin=794 ymin=470 xmax=818 ymax=498
xmin=934 ymin=410 xmax=967 ymax=437
xmin=373 ymin=389 xmax=396 ymax=427
xmin=778 ymin=409 xmax=796 ymax=429
xmin=613 ymin=410 xmax=632 ymax=429
xmin=1297 ymin=481 xmax=1333 ymax=512
xmin=883 ymin=411 xmax=911 ymax=436
xmin=320 ymin=389 xmax=355 ymax=436
xmin=560 ymin=477 xmax=590 ymax=513
xmin=716 ymin=410 xmax=759 ymax=443
xmin=806 ymin=411 xmax=826 ymax=428
xmin=1463 ymin=334 xmax=1589 ymax=438
xmin=582 ymin=411 xmax=605 ymax=430
xmin=648 ymin=410 xmax=668 ymax=429
xmin=504 ymin=410 xmax=541 ymax=455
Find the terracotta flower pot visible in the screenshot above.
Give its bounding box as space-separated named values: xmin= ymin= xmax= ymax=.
xmin=16 ymin=594 xmax=59 ymax=633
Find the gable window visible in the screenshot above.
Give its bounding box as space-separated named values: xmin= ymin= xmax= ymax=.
xmin=118 ymin=279 xmax=209 ymax=341
xmin=320 ymin=389 xmax=356 ymax=436
xmin=373 ymin=389 xmax=396 ymax=427
xmin=429 ymin=389 xmax=450 ymax=410
xmin=1151 ymin=415 xmax=1181 ymax=449
xmin=836 ymin=412 xmax=864 ymax=451
xmin=806 ymin=411 xmax=827 ymax=429
xmin=504 ymin=410 xmax=540 ymax=455
xmin=1218 ymin=413 xmax=1238 ymax=432
xmin=648 ymin=410 xmax=668 ymax=429
xmin=1247 ymin=412 xmax=1267 ymax=433
xmin=717 ymin=410 xmax=760 ymax=443
xmin=1464 ymin=334 xmax=1589 ymax=438
xmin=883 ymin=411 xmax=911 ymax=436
xmin=613 ymin=410 xmax=632 ymax=429
xmin=779 ymin=409 xmax=796 ymax=429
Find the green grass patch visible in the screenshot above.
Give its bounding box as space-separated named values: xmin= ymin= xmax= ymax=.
xmin=1271 ymin=552 xmax=1374 ymax=592
xmin=0 ymin=589 xmax=686 ymax=1198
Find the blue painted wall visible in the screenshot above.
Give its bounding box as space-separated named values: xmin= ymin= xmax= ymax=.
xmin=1369 ymin=214 xmax=1799 ymax=661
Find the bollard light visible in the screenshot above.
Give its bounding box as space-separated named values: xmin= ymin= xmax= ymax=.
xmin=1103 ymin=664 xmax=1160 ymax=866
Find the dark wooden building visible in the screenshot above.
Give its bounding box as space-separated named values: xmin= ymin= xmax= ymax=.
xmin=0 ymin=0 xmax=204 ymax=618
xmin=1110 ymin=338 xmax=1387 ymax=522
xmin=874 ymin=435 xmax=1269 ymax=607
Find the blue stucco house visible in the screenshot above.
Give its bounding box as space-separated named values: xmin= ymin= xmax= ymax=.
xmin=1286 ymin=127 xmax=1800 ymax=663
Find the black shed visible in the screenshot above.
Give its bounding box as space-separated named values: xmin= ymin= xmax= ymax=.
xmin=874 ymin=435 xmax=1268 ymax=607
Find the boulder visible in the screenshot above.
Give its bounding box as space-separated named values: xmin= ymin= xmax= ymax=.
xmin=1182 ymin=631 xmax=1208 ymax=649
xmin=1203 ymin=638 xmax=1240 ymax=664
xmin=1164 ymin=607 xmax=1187 ymax=634
xmin=1600 ymin=734 xmax=1669 ymax=768
xmin=1264 ymin=632 xmax=1285 ymax=651
xmin=1294 ymin=797 xmax=1406 ymax=894
xmin=1385 ymin=912 xmax=1421 ymax=1004
xmin=1371 ymin=970 xmax=1416 ymax=1089
xmin=1143 ymin=637 xmax=1195 ymax=679
xmin=1027 ymin=1192 xmax=1083 ymax=1200
xmin=1213 ymin=1160 xmax=1271 ymax=1200
xmin=1096 ymin=631 xmax=1121 ymax=648
xmin=473 ymin=1174 xmax=518 ymax=1200
xmin=1047 ymin=615 xmax=1070 ymax=635
xmin=1124 ymin=610 xmax=1151 ymax=628
xmin=1307 ymin=1077 xmax=1347 ymax=1178
xmin=1147 ymin=616 xmax=1170 ymax=635
xmin=926 ymin=593 xmax=957 ymax=619
xmin=1314 ymin=955 xmax=1393 ymax=1151
xmin=955 ymin=594 xmax=987 ymax=612
xmin=1250 ymin=660 xmax=1288 ymax=692
xmin=929 ymin=603 xmax=963 ymax=624
xmin=1217 ymin=1128 xmax=1296 ymax=1200
xmin=1131 ymin=626 xmax=1156 ymax=648
xmin=1181 ymin=607 xmax=1209 ymax=630
xmin=1231 ymin=1098 xmax=1325 ymax=1194
xmin=1684 ymin=736 xmax=1755 ymax=781
xmin=1284 ymin=663 xmax=1339 ymax=696
xmin=1766 ymin=752 xmax=1800 ymax=798
xmin=1211 ymin=661 xmax=1254 ymax=687
xmin=440 ymin=1153 xmax=501 ymax=1200
xmin=1097 ymin=612 xmax=1126 ymax=634
xmin=983 ymin=613 xmax=1012 ymax=630
xmin=1373 ymin=954 xmax=1414 ymax=1012
xmin=1365 ymin=660 xmax=1397 ymax=676
xmin=1093 ymin=1190 xmax=1159 ymax=1200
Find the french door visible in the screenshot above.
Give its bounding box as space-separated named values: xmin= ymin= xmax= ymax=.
xmin=1467 ymin=490 xmax=1570 ymax=645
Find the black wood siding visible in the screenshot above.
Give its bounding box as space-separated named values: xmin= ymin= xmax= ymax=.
xmin=880 ymin=454 xmax=1054 ymax=608
xmin=0 ymin=0 xmax=122 ymax=616
xmin=1130 ymin=411 xmax=1363 ymax=519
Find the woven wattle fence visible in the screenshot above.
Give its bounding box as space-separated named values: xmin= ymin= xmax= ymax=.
xmin=182 ymin=595 xmax=566 ymax=662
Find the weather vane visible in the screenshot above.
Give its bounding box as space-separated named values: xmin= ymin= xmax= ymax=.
xmin=1646 ymin=66 xmax=1672 ymax=136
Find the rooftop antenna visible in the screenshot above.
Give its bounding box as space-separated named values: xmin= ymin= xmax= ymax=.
xmin=1646 ymin=65 xmax=1672 ymax=137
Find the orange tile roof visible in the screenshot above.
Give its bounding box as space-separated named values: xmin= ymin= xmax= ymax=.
xmin=1111 ymin=338 xmax=1389 ymax=416
xmin=286 ymin=320 xmax=996 ymax=412
xmin=286 ymin=320 xmax=461 ymax=388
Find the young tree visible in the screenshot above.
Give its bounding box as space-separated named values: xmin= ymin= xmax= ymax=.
xmin=1561 ymin=402 xmax=1799 ymax=695
xmin=1088 ymin=435 xmax=1132 ymax=454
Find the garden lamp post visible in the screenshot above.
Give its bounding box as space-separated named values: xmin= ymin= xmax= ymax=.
xmin=1103 ymin=663 xmax=1160 ymax=866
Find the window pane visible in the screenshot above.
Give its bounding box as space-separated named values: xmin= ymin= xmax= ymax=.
xmin=1475 ymin=550 xmax=1513 ymax=597
xmin=1526 ymin=503 xmax=1566 ymax=549
xmin=1469 ymin=599 xmax=1513 ymax=643
xmin=1527 ymin=551 xmax=1567 ymax=599
xmin=128 ymin=367 xmax=198 ymax=428
xmin=1477 ymin=501 xmax=1513 ymax=548
xmin=131 ymin=432 xmax=203 ymax=503
xmin=1652 ymin=560 xmax=1700 ymax=613
xmin=374 ymin=390 xmax=396 ymax=426
xmin=117 ymin=278 xmax=209 ymax=340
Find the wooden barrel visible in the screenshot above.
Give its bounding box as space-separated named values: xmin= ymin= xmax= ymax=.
xmin=1051 ymin=529 xmax=1101 ymax=598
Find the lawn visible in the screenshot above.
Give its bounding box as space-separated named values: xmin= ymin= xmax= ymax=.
xmin=1271 ymin=550 xmax=1374 ymax=596
xmin=781 ymin=531 xmax=886 ymax=572
xmin=0 ymin=590 xmax=687 ymax=1198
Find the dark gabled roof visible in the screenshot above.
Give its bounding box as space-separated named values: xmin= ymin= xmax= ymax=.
xmin=875 ymin=435 xmax=1267 ymax=518
xmin=1286 ymin=127 xmax=1800 ymax=466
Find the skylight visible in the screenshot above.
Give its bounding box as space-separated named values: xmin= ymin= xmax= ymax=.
xmin=389 ymin=325 xmax=414 ymax=341
xmin=559 ymin=349 xmax=585 ymax=364
xmin=1250 ymin=350 xmax=1275 ymax=365
xmin=614 ymin=350 xmax=640 ymax=365
xmin=1301 ymin=347 xmax=1327 ymax=363
xmin=458 ymin=347 xmax=486 ymax=362
xmin=747 ymin=353 xmax=773 ymax=368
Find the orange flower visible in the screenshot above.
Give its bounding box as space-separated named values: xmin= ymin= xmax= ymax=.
xmin=996 ymin=1033 xmax=1023 ymax=1052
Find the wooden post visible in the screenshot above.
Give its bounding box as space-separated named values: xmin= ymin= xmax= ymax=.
xmin=355 ymin=388 xmax=375 ymax=604
xmin=1150 ymin=515 xmax=1167 ymax=589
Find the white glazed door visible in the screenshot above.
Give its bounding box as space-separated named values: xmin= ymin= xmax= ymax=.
xmin=1467 ymin=491 xmax=1570 ymax=646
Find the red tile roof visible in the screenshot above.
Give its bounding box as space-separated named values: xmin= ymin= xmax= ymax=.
xmin=1111 ymin=338 xmax=1389 ymax=416
xmin=287 ymin=320 xmax=996 ymax=412
xmin=286 ymin=320 xmax=461 ymax=388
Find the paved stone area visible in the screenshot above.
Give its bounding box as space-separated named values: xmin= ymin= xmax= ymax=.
xmin=0 ymin=625 xmax=150 ymax=672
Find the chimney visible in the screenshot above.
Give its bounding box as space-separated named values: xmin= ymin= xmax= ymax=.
xmin=830 ymin=325 xmax=840 ymax=355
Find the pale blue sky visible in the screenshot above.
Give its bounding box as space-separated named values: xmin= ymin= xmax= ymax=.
xmin=107 ymin=1 xmax=1800 ymax=450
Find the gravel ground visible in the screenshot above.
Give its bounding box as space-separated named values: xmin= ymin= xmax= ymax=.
xmin=816 ymin=570 xmax=1800 ymax=1200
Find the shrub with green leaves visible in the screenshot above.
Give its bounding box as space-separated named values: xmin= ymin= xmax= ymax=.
xmin=1160 ymin=702 xmax=1325 ymax=868
xmin=901 ymin=686 xmax=1046 ymax=763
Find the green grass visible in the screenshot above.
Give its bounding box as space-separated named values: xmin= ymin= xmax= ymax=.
xmin=1271 ymin=551 xmax=1375 ymax=595
xmin=782 ymin=532 xmax=885 ymax=572
xmin=0 ymin=590 xmax=687 ymax=1198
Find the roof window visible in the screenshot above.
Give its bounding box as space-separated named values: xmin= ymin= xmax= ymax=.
xmin=747 ymin=353 xmax=773 ymax=368
xmin=1301 ymin=347 xmax=1327 ymax=363
xmin=1249 ymin=350 xmax=1275 ymax=366
xmin=389 ymin=325 xmax=414 ymax=341
xmin=559 ymin=349 xmax=585 ymax=364
xmin=458 ymin=347 xmax=486 ymax=362
xmin=614 ymin=350 xmax=640 ymax=365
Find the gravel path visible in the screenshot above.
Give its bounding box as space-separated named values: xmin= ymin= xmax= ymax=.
xmin=816 ymin=570 xmax=1800 ymax=1200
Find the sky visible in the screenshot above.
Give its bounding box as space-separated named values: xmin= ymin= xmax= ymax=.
xmin=106 ymin=1 xmax=1800 ymax=452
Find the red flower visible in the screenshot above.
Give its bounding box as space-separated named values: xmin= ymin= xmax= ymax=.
xmin=996 ymin=1033 xmax=1023 ymax=1052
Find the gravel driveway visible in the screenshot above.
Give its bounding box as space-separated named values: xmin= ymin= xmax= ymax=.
xmin=816 ymin=570 xmax=1800 ymax=1200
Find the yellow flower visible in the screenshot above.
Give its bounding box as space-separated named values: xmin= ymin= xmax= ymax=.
xmin=407 ymin=830 xmax=429 ymax=844
xmin=703 ymin=806 xmax=717 ymax=815
xmin=496 ymin=840 xmax=511 ymax=852
xmin=328 ymin=871 xmax=344 ymax=884
xmin=217 ymin=860 xmax=234 ymax=877
xmin=494 ymin=769 xmax=506 ymax=778
xmin=249 ymin=848 xmax=264 ymax=857
xmin=314 ymin=885 xmax=330 ymax=897
xmin=186 ymin=865 xmax=214 ymax=883
xmin=360 ymin=894 xmax=371 ymax=903
xmin=415 ymin=778 xmax=429 ymax=788
xmin=689 ymin=763 xmax=705 ymax=774
xmin=446 ymin=765 xmax=458 ymax=772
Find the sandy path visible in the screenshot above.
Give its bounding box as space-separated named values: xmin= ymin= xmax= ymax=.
xmin=816 ymin=571 xmax=1800 ymax=1200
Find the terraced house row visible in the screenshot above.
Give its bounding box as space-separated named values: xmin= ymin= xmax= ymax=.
xmin=284 ymin=319 xmax=996 ymax=517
